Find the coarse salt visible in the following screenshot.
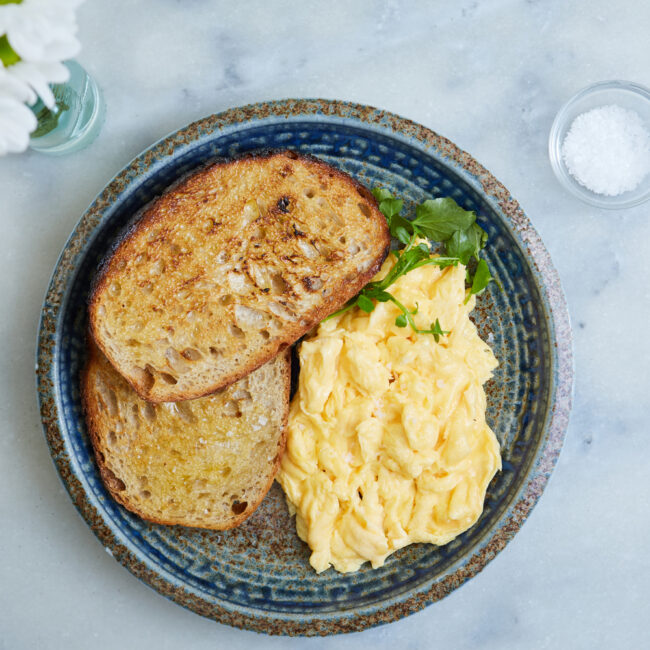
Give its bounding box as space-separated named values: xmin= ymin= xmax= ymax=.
xmin=561 ymin=104 xmax=650 ymax=196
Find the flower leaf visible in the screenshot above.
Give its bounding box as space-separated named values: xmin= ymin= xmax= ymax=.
xmin=0 ymin=35 xmax=20 ymax=67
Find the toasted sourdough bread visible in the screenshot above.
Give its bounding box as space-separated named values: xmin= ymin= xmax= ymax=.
xmin=89 ymin=151 xmax=390 ymax=402
xmin=82 ymin=342 xmax=291 ymax=529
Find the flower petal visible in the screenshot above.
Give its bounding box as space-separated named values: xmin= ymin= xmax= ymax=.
xmin=0 ymin=69 xmax=36 ymax=104
xmin=9 ymin=61 xmax=55 ymax=108
xmin=0 ymin=96 xmax=37 ymax=153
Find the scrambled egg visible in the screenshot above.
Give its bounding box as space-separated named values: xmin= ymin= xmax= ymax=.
xmin=276 ymin=255 xmax=501 ymax=573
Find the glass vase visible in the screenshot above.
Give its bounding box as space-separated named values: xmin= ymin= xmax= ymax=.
xmin=29 ymin=60 xmax=105 ymax=155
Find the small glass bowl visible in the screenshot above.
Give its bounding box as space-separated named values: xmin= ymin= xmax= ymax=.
xmin=29 ymin=60 xmax=105 ymax=155
xmin=548 ymin=80 xmax=650 ymax=209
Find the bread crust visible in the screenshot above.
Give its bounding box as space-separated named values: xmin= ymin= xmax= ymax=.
xmin=88 ymin=150 xmax=389 ymax=402
xmin=81 ymin=341 xmax=291 ymax=530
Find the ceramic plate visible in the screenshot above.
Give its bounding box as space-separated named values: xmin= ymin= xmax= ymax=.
xmin=36 ymin=99 xmax=573 ymax=636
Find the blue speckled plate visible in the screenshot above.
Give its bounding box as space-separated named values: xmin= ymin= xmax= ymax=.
xmin=36 ymin=99 xmax=573 ymax=636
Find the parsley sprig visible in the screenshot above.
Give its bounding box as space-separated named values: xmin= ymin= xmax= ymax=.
xmin=326 ymin=189 xmax=495 ymax=338
xmin=373 ymin=188 xmax=491 ymax=273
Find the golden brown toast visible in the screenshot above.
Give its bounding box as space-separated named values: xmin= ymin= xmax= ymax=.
xmin=89 ymin=151 xmax=389 ymax=402
xmin=82 ymin=342 xmax=290 ymax=529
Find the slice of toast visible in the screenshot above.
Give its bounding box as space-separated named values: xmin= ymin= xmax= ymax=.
xmin=81 ymin=342 xmax=290 ymax=529
xmin=89 ymin=151 xmax=389 ymax=402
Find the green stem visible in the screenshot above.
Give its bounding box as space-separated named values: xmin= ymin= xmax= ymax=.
xmin=322 ymin=300 xmax=356 ymax=321
xmin=31 ymin=102 xmax=65 ymax=138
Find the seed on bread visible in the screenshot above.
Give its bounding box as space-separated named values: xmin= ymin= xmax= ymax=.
xmin=89 ymin=151 xmax=390 ymax=402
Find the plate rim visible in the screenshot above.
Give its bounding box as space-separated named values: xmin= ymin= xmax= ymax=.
xmin=36 ymin=98 xmax=574 ymax=636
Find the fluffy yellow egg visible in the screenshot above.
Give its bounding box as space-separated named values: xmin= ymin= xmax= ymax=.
xmin=277 ymin=256 xmax=500 ymax=573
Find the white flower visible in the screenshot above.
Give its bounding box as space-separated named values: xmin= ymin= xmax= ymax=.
xmin=0 ymin=0 xmax=83 ymax=108
xmin=0 ymin=68 xmax=37 ymax=154
xmin=7 ymin=59 xmax=69 ymax=107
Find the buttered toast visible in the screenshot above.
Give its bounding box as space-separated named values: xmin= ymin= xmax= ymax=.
xmin=89 ymin=151 xmax=389 ymax=402
xmin=82 ymin=342 xmax=290 ymax=529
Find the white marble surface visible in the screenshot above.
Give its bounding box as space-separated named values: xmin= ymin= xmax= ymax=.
xmin=1 ymin=1 xmax=649 ymax=648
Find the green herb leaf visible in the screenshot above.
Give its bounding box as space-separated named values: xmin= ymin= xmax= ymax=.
xmin=364 ymin=287 xmax=392 ymax=302
xmin=431 ymin=318 xmax=450 ymax=342
xmin=378 ymin=198 xmax=403 ymax=220
xmin=356 ymin=294 xmax=376 ymax=313
xmin=421 ymin=256 xmax=461 ymax=269
xmin=371 ymin=188 xmax=417 ymax=242
xmin=445 ymin=222 xmax=487 ymax=264
xmin=372 ymin=187 xmax=394 ymax=202
xmin=468 ymin=258 xmax=492 ymax=299
xmin=327 ymin=190 xmax=494 ymax=339
xmin=384 ymin=207 xmax=414 ymax=242
xmin=369 ymin=248 xmax=428 ymax=293
xmin=413 ymin=198 xmax=476 ymax=241
xmin=394 ymin=225 xmax=412 ymax=245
